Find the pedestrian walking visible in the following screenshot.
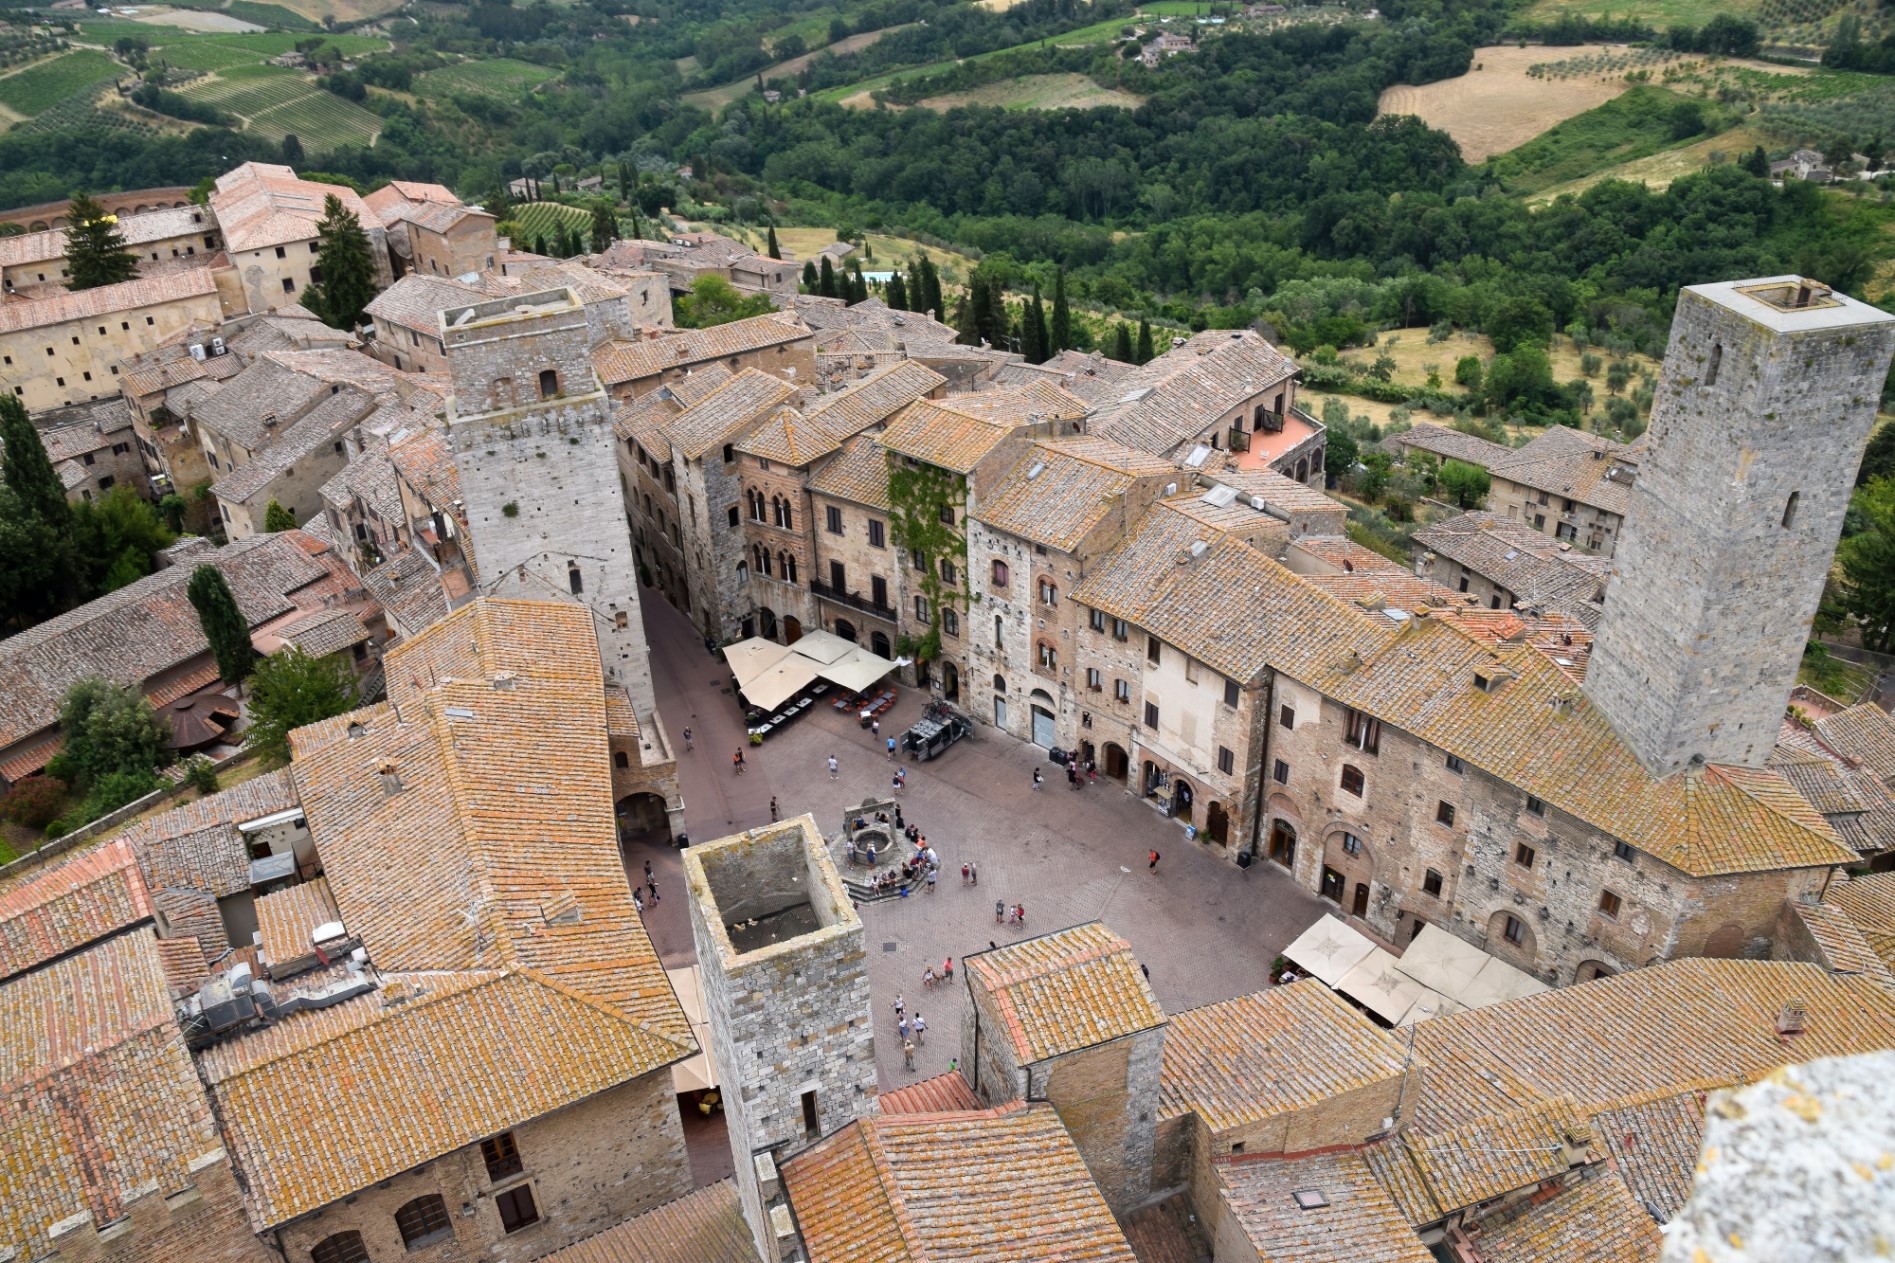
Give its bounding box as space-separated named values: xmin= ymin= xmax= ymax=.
xmin=732 ymin=749 xmax=745 ymax=776
xmin=912 ymin=1012 xmax=927 ymax=1046
xmin=1148 ymin=848 xmax=1161 ymax=873
xmin=894 ymin=804 xmax=905 ymax=830
xmin=632 ymin=889 xmax=644 ymax=914
xmin=948 ymin=1057 xmax=958 ymax=1076
xmin=647 ymin=879 xmax=660 ymax=904
xmin=922 ymin=966 xmax=936 ymax=990
xmin=893 ymin=771 xmax=903 ymax=795
xmin=1087 ymin=758 xmax=1096 ymax=784
xmin=961 ymin=862 xmax=970 ymax=886
xmin=898 ymin=766 xmax=908 ymax=791
xmin=1012 ymin=902 xmax=1025 ymax=927
xmin=769 ymin=796 xmax=779 ymax=821
xmin=887 ymin=736 xmax=897 ymax=758
xmin=996 ymin=899 xmax=1006 ymax=923
xmin=827 ymin=753 xmax=839 ymax=781
xmin=871 ymin=719 xmax=880 ymax=737
xmin=902 ymin=1039 xmax=916 ymax=1070
xmin=926 ymin=867 xmax=937 ymax=894
xmin=942 ymin=957 xmax=954 ymax=983
xmin=644 ymin=859 xmax=653 ymax=885
xmin=682 ymin=726 xmax=693 ymax=751
xmin=893 ymin=993 xmax=905 ymax=1024
xmin=925 ymin=846 xmax=938 ymax=869
xmin=1140 ymin=963 xmax=1151 ymax=982
xmin=1066 ymin=764 xmax=1078 ymax=790
xmin=899 ymin=1015 xmax=911 ymax=1042
xmin=969 ymin=861 xmax=979 ymax=886
xmin=1032 ymin=768 xmax=1042 ymax=791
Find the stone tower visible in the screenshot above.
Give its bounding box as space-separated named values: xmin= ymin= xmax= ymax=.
xmin=682 ymin=817 xmax=877 ymax=1261
xmin=440 ymin=288 xmax=656 ymax=720
xmin=1585 ymin=277 xmax=1895 ymax=776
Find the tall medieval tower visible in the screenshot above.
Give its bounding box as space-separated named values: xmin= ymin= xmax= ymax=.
xmin=440 ymin=288 xmax=658 ymax=720
xmin=1585 ymin=277 xmax=1895 ymax=776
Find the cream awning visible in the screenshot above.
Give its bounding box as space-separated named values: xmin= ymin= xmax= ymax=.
xmin=1335 ymin=948 xmax=1442 ymax=1026
xmin=1283 ymin=914 xmax=1378 ymax=987
xmin=665 ymin=964 xmax=718 ymax=1094
xmin=820 ymin=645 xmax=897 ymax=695
xmin=788 ymin=628 xmax=857 ymax=665
xmin=723 ymin=637 xmax=795 ymax=690
xmin=742 ymin=655 xmax=825 ymax=711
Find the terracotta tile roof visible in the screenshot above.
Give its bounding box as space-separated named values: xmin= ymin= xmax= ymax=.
xmin=0 ymin=205 xmax=213 ymax=268
xmin=1593 ymin=1090 xmax=1705 ymax=1224
xmin=1289 ymin=535 xmax=1407 ymax=573
xmin=212 ymin=387 xmax=380 ymax=506
xmin=1407 ymin=1098 xmax=1590 ymax=1211
xmin=319 ymin=439 xmax=406 ymax=525
xmin=535 ymin=1178 xmax=754 ymax=1263
xmin=877 ymin=383 xmax=1089 ymax=474
xmin=361 ymin=547 xmax=448 ymax=637
xmin=664 ymin=369 xmax=797 ymax=461
xmin=965 ymin=923 xmax=1164 ymax=1064
xmin=802 ymin=359 xmax=945 ymax=435
xmin=1813 ymin=703 xmax=1895 ymax=784
xmin=211 ymin=161 xmax=378 ymax=254
xmin=1412 ymin=512 xmax=1610 ymax=626
xmin=389 ymin=425 xmax=459 ymax=510
xmin=612 ymin=390 xmax=680 ymax=459
xmin=977 ymin=437 xmax=1173 ymax=553
xmin=0 ymin=838 xmax=151 ymax=980
xmin=666 ymin=362 xmax=735 ymax=409
xmin=0 ymin=533 xmax=332 ymax=752
xmin=1158 ymin=980 xmax=1413 ymax=1130
xmin=290 ymin=600 xmax=689 ymax=1042
xmin=604 ymin=685 xmax=640 ymax=741
xmin=1487 ymin=426 xmax=1639 ymax=517
xmin=782 ymin=1102 xmax=1137 ymax=1263
xmin=273 ymin=606 xmax=371 ymax=659
xmin=362 ymin=180 xmax=457 ymax=220
xmin=253 ymin=876 xmax=338 ymax=972
xmin=1825 ymin=873 xmax=1895 ymax=971
xmin=200 ymin=967 xmax=688 ymax=1229
xmin=1406 ymin=959 xmax=1895 ymax=1133
xmin=0 ymin=267 xmax=218 ymax=335
xmin=1361 ymin=1140 xmax=1442 ymax=1226
xmin=119 ymin=355 xmax=209 ymax=398
xmin=877 ymin=1069 xmax=982 ymax=1115
xmin=808 ymin=434 xmax=892 ymax=510
xmin=1070 ymin=502 xmax=1221 ymax=621
xmin=1087 ymin=330 xmax=1297 ymax=456
xmin=124 ymin=767 xmax=301 ymax=899
xmin=1383 ymin=422 xmax=1515 ymax=468
xmin=592 ymin=313 xmax=811 ymax=386
xmin=1215 ymin=1150 xmax=1433 ymax=1263
xmin=1767 ymin=745 xmax=1895 ymax=856
xmin=1208 ymin=465 xmax=1345 ymax=515
xmin=154 ymin=933 xmax=210 ymax=994
xmin=364 ymin=272 xmax=487 ymax=332
xmin=1470 ymin=1173 xmax=1662 ymax=1263
xmin=189 ymin=356 xmax=329 ymax=450
xmin=40 ymin=410 xmax=133 ymax=464
xmin=735 ymin=404 xmax=850 ymax=466
xmin=0 ymin=930 xmax=228 ymax=1251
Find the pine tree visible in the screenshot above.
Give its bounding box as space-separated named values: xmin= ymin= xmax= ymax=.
xmin=1051 ymin=268 xmax=1072 ymax=353
xmin=307 ymin=194 xmax=378 ymax=330
xmin=886 ymin=269 xmax=908 ymax=311
xmin=766 ymin=226 xmax=781 ymax=259
xmin=64 ymin=191 xmax=139 ymax=291
xmin=187 ymin=564 xmax=257 ymax=685
xmin=1021 ymin=286 xmax=1045 ymax=364
xmin=802 ymin=259 xmax=819 ymax=291
xmin=1135 ymin=318 xmax=1154 ymax=365
xmin=589 ymin=202 xmax=618 ymax=254
xmin=1112 ymin=323 xmax=1134 ymax=362
xmin=263 ymin=500 xmax=296 ymax=532
xmin=819 ymin=255 xmax=838 ymax=299
xmin=1 ymin=395 xmax=70 ymax=531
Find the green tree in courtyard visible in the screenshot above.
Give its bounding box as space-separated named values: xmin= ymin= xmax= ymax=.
xmin=243 ymin=645 xmax=359 ymax=766
xmin=187 ymin=564 xmax=256 ymax=685
xmin=307 ymin=194 xmax=379 ymax=330
xmin=64 ymin=191 xmax=139 ymax=291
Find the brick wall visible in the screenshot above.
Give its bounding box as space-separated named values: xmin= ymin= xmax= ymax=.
xmin=46 ymin=1150 xmax=270 ymax=1263
xmin=1031 ymin=1028 xmax=1165 ymax=1215
xmin=740 ymin=453 xmax=823 ymax=641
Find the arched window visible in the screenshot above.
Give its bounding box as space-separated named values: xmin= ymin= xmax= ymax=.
xmin=567 ymin=563 xmax=583 ymax=595
xmin=760 ymin=548 xmax=773 ymax=577
xmin=993 ymin=674 xmax=1007 ymax=693
xmin=1705 ymin=342 xmax=1722 ymax=386
xmin=992 ymin=559 xmax=1010 ymax=587
xmin=1038 ymin=641 xmax=1057 ymax=669
xmin=1782 ymin=491 xmax=1799 ymax=528
xmin=538 ymin=369 xmax=558 ymax=399
xmin=311 ymin=1232 xmax=370 ymax=1263
xmin=395 ymin=1195 xmax=454 ymax=1250
xmin=781 ymin=553 xmax=797 ymax=584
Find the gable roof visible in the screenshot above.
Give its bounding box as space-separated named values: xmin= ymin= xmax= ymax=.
xmin=736 ymin=360 xmax=945 ymax=467
xmin=211 ymin=162 xmax=378 ymax=254
xmin=807 ymin=434 xmax=892 ymax=510
xmin=1470 ymin=1172 xmax=1663 ymax=1263
xmin=1215 ymin=1150 xmax=1432 ymax=1263
xmin=123 ymin=767 xmax=301 ymax=900
xmin=1487 ymin=426 xmax=1639 ymax=516
xmin=877 ymin=382 xmax=1089 ymax=475
xmin=1384 ymin=421 xmax=1515 ymax=468
xmin=965 ymin=922 xmax=1164 ymax=1064
xmin=0 ymin=838 xmax=151 ymax=981
xmin=1412 ymin=512 xmax=1610 ymax=626
xmin=665 ymin=369 xmax=798 ymax=461
xmin=978 ymin=436 xmax=1173 ymax=553
xmin=363 ymin=272 xmax=488 ymax=332
xmin=536 ymin=1179 xmax=754 ymax=1263
xmin=592 ymin=313 xmax=811 ymax=386
xmin=1813 ymin=703 xmax=1895 ymax=785
xmin=1087 ymin=330 xmax=1297 ymax=456
xmin=0 ymin=268 xmax=218 ymax=336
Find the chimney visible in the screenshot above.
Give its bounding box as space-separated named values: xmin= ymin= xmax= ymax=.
xmin=1776 ymin=1001 xmax=1808 ymax=1038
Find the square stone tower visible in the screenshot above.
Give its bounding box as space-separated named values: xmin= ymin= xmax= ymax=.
xmin=1585 ymin=277 xmax=1895 ymax=776
xmin=682 ymin=816 xmax=877 ymax=1261
xmin=440 ymin=287 xmax=657 ymax=719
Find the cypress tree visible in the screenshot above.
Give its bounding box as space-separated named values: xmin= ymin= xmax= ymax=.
xmin=618 ymin=160 xmax=634 ymax=200
xmin=956 ymin=282 xmax=982 ymax=346
xmin=1030 ymin=286 xmax=1050 ymax=364
xmin=589 ymin=202 xmax=618 ymax=254
xmin=818 ymin=255 xmax=837 ymax=299
xmin=983 ymin=278 xmax=1008 ymax=349
xmin=307 ymin=194 xmax=378 ymax=330
xmin=1021 ymin=286 xmax=1045 ymax=364
xmin=802 ymin=259 xmax=819 ymax=291
xmin=534 ymin=232 xmax=548 ymax=257
xmin=886 ymin=269 xmax=908 ymax=311
xmin=1135 ymin=318 xmax=1155 ymax=365
xmin=64 ymin=191 xmax=139 ymax=291
xmin=1112 ymin=323 xmax=1134 ymax=362
xmin=852 ymin=264 xmax=870 ymax=304
xmin=0 ymin=395 xmax=69 ymax=532
xmin=922 ymin=259 xmax=944 ymax=323
xmin=1051 ymin=268 xmax=1072 ymax=353
xmin=187 ymin=564 xmax=257 ymax=685
xmin=766 ymin=226 xmax=781 ymax=259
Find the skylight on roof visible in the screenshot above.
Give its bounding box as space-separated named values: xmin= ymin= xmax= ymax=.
xmin=1201 ymin=484 xmax=1238 ymax=508
xmin=1292 ymin=1189 xmax=1330 ymax=1209
xmin=1184 ymin=445 xmax=1211 ymax=468
xmin=1027 ymin=462 xmax=1045 ymax=480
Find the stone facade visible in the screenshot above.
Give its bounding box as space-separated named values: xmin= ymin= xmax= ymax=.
xmin=1586 ymin=279 xmax=1895 ymax=776
xmin=409 ymin=212 xmax=499 ymax=280
xmin=2 ymin=276 xmax=225 ymax=412
xmin=674 ymin=445 xmax=751 ymax=641
xmin=621 ymin=431 xmax=690 ymax=616
xmin=275 ymin=1072 xmax=690 ymax=1263
xmin=742 ymin=454 xmax=824 ymax=644
xmin=40 ymin=1150 xmax=270 ymax=1263
xmin=683 ymin=816 xmax=878 ymax=1261
xmin=442 ymin=287 xmax=657 ymax=719
xmin=806 ymin=471 xmax=899 ymax=655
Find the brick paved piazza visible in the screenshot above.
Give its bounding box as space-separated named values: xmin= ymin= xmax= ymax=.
xmin=627 ymin=595 xmax=1326 ymax=1088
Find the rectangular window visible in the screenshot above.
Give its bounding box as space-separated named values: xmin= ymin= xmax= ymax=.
xmin=1086 ymin=667 xmax=1103 ymax=691
xmin=1279 ymin=705 xmax=1294 ymax=730
xmin=1147 ymin=636 xmax=1161 ymax=666
xmin=727 ymin=505 xmax=739 ymax=528
xmin=830 ymin=560 xmax=846 ymax=591
xmin=912 ymin=549 xmax=926 ymax=571
xmin=1272 ymin=759 xmax=1289 ymax=784
xmin=1224 ymin=679 xmax=1240 ymax=708
xmin=1599 ymin=890 xmax=1622 ymax=918
xmin=915 ymin=595 xmax=930 ymax=622
xmin=1340 ymin=832 xmax=1361 ymax=855
xmin=801 ymin=1089 xmax=820 ymax=1137
xmin=941 ymin=559 xmax=957 ymax=585
xmin=942 ymin=609 xmax=959 ymax=636
xmin=496 ymin=1186 xmax=539 ymax=1233
xmin=1435 ymin=801 xmax=1456 ymax=827
xmin=991 ymin=559 xmax=1010 ymax=586
xmin=1526 ymin=795 xmax=1546 ymax=817
xmin=1514 ymin=843 xmax=1535 ymax=869
xmin=1217 ymin=746 xmax=1235 ymax=775
xmin=1143 ymin=701 xmax=1159 ymax=729
xmin=1423 ymin=869 xmax=1443 ymax=897
xmin=1090 ymin=609 xmax=1106 ymax=633
xmin=1340 ymin=765 xmax=1365 ymax=796
xmin=826 ymin=505 xmax=843 ymax=534
xmin=1112 ymin=618 xmax=1129 ymax=641
xmin=1114 ymin=679 xmax=1130 ymax=703
xmin=1446 ymin=753 xmax=1464 ymax=774
xmin=871 ymin=576 xmax=888 ymax=608
xmin=1503 ymin=915 xmax=1524 ymax=945
xmin=482 ymin=1133 xmax=524 ymax=1182
xmin=939 ymin=504 xmax=955 ymax=525
xmin=281 ymin=277 xmax=295 ymax=292
xmin=868 ymin=519 xmax=885 ymax=548
xmin=1613 ymin=840 xmax=1634 ymax=862
xmin=1345 ymin=709 xmax=1381 ymax=754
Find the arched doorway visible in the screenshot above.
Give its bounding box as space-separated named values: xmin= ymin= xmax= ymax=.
xmin=942 ymin=661 xmax=960 ymax=701
xmin=834 ymin=619 xmax=857 ymax=643
xmin=783 ymin=616 xmax=803 ymax=643
xmin=1103 ymin=743 xmax=1128 ymax=781
xmin=759 ymin=607 xmax=778 ymax=639
xmin=616 ymin=792 xmax=668 ymax=846
xmin=1267 ymin=819 xmax=1297 ymax=867
xmin=1171 ymin=777 xmax=1194 ymax=824
xmin=1574 ymin=960 xmax=1615 ymax=983
xmin=1205 ymin=800 xmax=1229 ymax=845
xmin=1029 ymin=689 xmax=1056 ymax=748
xmin=870 ymin=630 xmax=891 ymax=658
xmin=1322 ymin=828 xmax=1375 ymax=920
xmin=1702 ymin=922 xmax=1745 ymax=959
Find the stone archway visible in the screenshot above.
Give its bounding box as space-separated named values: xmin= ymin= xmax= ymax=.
xmin=834 ymin=619 xmax=857 ymax=643
xmin=1574 ymin=959 xmax=1615 ymax=984
xmin=1702 ymin=922 xmax=1746 ymax=959
xmin=1103 ymin=743 xmax=1128 ymax=781
xmin=1321 ymin=827 xmax=1375 ymax=920
xmin=616 ymin=792 xmax=669 ymax=846
xmin=941 ymin=661 xmax=959 ymax=701
xmin=1170 ymin=777 xmax=1194 ymax=824
xmin=1486 ymin=907 xmax=1538 ymax=969
xmin=1204 ymin=800 xmax=1229 ymax=846
xmin=759 ymin=606 xmax=778 ymax=640
xmin=1267 ymin=818 xmax=1297 ymax=868
xmin=871 ymin=630 xmax=892 ymax=659
xmin=783 ymin=616 xmax=803 ymax=643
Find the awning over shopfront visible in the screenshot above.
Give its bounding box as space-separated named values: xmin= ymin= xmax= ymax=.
xmin=665 ymin=964 xmax=718 ymax=1094
xmin=723 ymin=635 xmax=900 ymax=710
xmin=1284 ymin=915 xmax=1548 ymax=1026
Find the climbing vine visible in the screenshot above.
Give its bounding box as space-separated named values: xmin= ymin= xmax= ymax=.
xmin=885 ymin=455 xmax=971 ymax=664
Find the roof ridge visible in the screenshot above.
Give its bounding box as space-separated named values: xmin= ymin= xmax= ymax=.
xmin=856 ymin=1122 xmax=930 ymax=1262
xmin=506 ymin=963 xmax=697 ymax=1062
